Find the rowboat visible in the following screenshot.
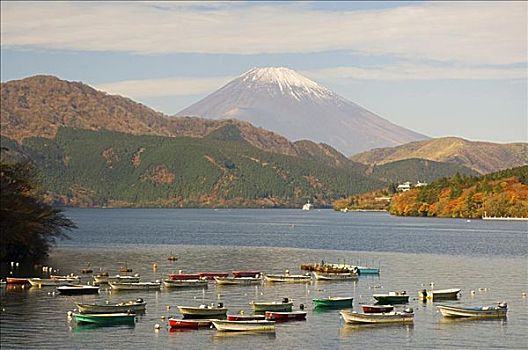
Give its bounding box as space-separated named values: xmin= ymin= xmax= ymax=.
xmin=93 ymin=274 xmax=140 ymax=285
xmin=50 ymin=274 xmax=81 ymax=281
xmin=340 ymin=309 xmax=414 ymax=324
xmin=251 ymin=299 xmax=293 ymax=313
xmin=6 ymin=277 xmax=30 ymax=285
xmin=109 ymin=281 xmax=161 ymax=291
xmin=227 ymin=314 xmax=266 ymax=321
xmin=313 ymin=296 xmax=353 ymax=309
xmin=76 ymin=298 xmax=146 ymax=314
xmin=373 ymin=291 xmax=409 ymax=304
xmin=71 ymin=312 xmax=136 ymax=325
xmin=57 ymin=285 xmax=100 ymax=295
xmin=198 ymin=272 xmax=229 ymax=280
xmin=419 ymin=288 xmax=461 ymax=301
xmin=313 ymin=271 xmax=358 ymax=281
xmin=212 ymin=320 xmax=276 ymax=332
xmin=28 ymin=278 xmax=76 ymax=287
xmin=264 ymin=274 xmax=311 ymax=283
xmin=362 ymin=304 xmax=394 ymax=313
xmin=437 ymin=303 xmax=507 ymax=318
xmin=264 ymin=311 xmax=307 ymax=322
xmin=232 ymin=271 xmax=261 ymax=278
xmin=214 ymin=276 xmax=262 ymax=285
xmin=168 ymin=318 xmax=213 ymax=328
xmin=178 ymin=304 xmax=228 ymax=319
xmin=163 ymin=279 xmax=208 ymax=288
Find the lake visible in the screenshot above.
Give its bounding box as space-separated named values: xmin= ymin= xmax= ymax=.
xmin=1 ymin=209 xmax=527 ymax=349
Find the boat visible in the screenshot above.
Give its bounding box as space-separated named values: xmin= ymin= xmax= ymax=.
xmin=302 ymin=201 xmax=313 ymax=211
xmin=49 ymin=274 xmax=81 ymax=281
xmin=356 ymin=266 xmax=380 ymax=274
xmin=71 ymin=312 xmax=136 ymax=325
xmin=419 ymin=288 xmax=461 ymax=301
xmin=167 ymin=254 xmax=178 ymax=262
xmin=301 ymin=263 xmax=379 ymax=275
xmin=251 ymin=298 xmax=293 ymax=312
xmin=313 ymin=271 xmax=358 ymax=281
xmin=312 ymin=297 xmax=354 ymax=309
xmin=177 ymin=303 xmax=228 ymax=319
xmin=232 ymin=271 xmax=261 ymax=278
xmin=198 ymin=272 xmax=229 ymax=280
xmin=76 ymin=298 xmax=146 ymax=314
xmin=373 ymin=291 xmax=409 ymax=304
xmin=340 ymin=309 xmax=414 ymax=324
xmin=167 ymin=273 xmax=201 ymax=280
xmin=437 ymin=303 xmax=507 ymax=318
xmin=57 ymin=285 xmax=100 ymax=295
xmin=163 ymin=279 xmax=208 ymax=288
xmin=264 ymin=273 xmax=311 ymax=283
xmin=214 ymin=276 xmax=262 ymax=285
xmin=93 ymin=274 xmax=140 ymax=285
xmin=109 ymin=281 xmax=161 ymax=291
xmin=168 ymin=318 xmax=213 ymax=328
xmin=0 ymin=280 xmax=6 ymax=288
xmin=362 ymin=304 xmax=394 ymax=313
xmin=6 ymin=277 xmax=30 ymax=285
xmin=227 ymin=314 xmax=266 ymax=321
xmin=212 ymin=320 xmax=276 ymax=332
xmin=118 ymin=262 xmax=133 ymax=273
xmin=264 ymin=311 xmax=307 ymax=322
xmin=28 ymin=278 xmax=76 ymax=287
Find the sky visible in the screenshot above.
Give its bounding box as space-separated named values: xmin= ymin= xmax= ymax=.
xmin=1 ymin=1 xmax=526 ymax=143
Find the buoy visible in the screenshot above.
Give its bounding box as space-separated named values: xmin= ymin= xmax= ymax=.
xmin=161 ymin=315 xmax=165 ymax=320
xmin=152 ymin=263 xmax=158 ymax=271
xmin=240 ymin=310 xmax=244 ymax=315
xmin=522 ymin=292 xmax=526 ymax=298
xmin=166 ymin=305 xmax=171 ymax=310
xmin=10 ymin=262 xmax=14 ymax=267
xmin=154 ymin=323 xmax=161 ymax=331
xmin=471 ymin=290 xmax=476 ymax=295
xmin=15 ymin=262 xmax=19 ymax=267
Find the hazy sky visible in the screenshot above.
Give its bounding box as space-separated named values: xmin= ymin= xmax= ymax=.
xmin=1 ymin=1 xmax=526 ymax=143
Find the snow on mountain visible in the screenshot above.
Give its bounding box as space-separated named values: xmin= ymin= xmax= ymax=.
xmin=177 ymin=67 xmax=428 ymax=155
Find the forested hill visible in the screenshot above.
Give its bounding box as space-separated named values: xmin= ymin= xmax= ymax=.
xmin=0 ymin=128 xmax=382 ymax=208
xmin=389 ymin=166 xmax=528 ymax=218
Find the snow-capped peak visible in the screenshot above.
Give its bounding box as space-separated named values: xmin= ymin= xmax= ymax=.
xmin=239 ymin=67 xmax=333 ymax=99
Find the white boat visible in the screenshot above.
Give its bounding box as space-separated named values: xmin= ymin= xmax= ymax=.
xmin=437 ymin=303 xmax=507 ymax=318
xmin=212 ymin=320 xmax=276 ymax=332
xmin=264 ymin=274 xmax=311 ymax=283
xmin=109 ymin=281 xmax=161 ymax=291
xmin=340 ymin=309 xmax=414 ymax=324
xmin=419 ymin=288 xmax=461 ymax=301
xmin=94 ymin=274 xmax=140 ymax=285
xmin=302 ymin=201 xmax=313 ymax=211
xmin=214 ymin=276 xmax=262 ymax=285
xmin=76 ymin=298 xmax=147 ymax=314
xmin=163 ymin=279 xmax=208 ymax=288
xmin=313 ymin=271 xmax=358 ymax=281
xmin=250 ymin=299 xmax=294 ymax=312
xmin=28 ymin=278 xmax=76 ymax=287
xmin=177 ymin=303 xmax=228 ymax=318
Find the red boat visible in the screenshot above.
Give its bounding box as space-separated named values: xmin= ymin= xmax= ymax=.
xmin=198 ymin=272 xmax=229 ymax=280
xmin=6 ymin=277 xmax=30 ymax=285
xmin=168 ymin=273 xmax=201 ymax=281
xmin=264 ymin=311 xmax=307 ymax=322
xmin=232 ymin=271 xmax=260 ymax=278
xmin=168 ymin=318 xmax=213 ymax=329
xmin=227 ymin=314 xmax=266 ymax=321
xmin=362 ymin=304 xmax=394 ymax=313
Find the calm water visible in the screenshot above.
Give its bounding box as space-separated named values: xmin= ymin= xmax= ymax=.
xmin=1 ymin=209 xmax=527 ymax=349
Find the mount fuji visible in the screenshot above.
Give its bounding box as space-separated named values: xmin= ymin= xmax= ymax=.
xmin=177 ymin=67 xmax=428 ymax=155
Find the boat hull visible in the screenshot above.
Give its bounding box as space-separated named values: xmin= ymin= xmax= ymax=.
xmin=419 ymin=288 xmax=461 ymax=301
xmin=72 ymin=313 xmax=136 ymax=325
xmin=109 ymin=282 xmax=161 ymax=291
xmin=312 ymin=297 xmax=353 ymax=309
xmin=214 ymin=277 xmax=262 ymax=285
xmin=251 ymin=302 xmax=293 ymax=313
xmin=362 ymin=305 xmax=394 ymax=313
xmin=28 ymin=278 xmax=75 ymax=287
xmin=437 ymin=305 xmax=507 ymax=318
xmin=198 ymin=272 xmax=229 ymax=280
xmin=340 ymin=311 xmax=414 ymax=324
xmin=264 ymin=275 xmax=311 ymax=283
xmin=212 ymin=320 xmax=275 ymax=332
xmin=232 ymin=271 xmax=261 ymax=278
xmin=373 ymin=294 xmax=409 ymax=304
xmin=177 ymin=306 xmax=227 ymax=319
xmin=76 ymin=301 xmax=146 ymax=314
xmin=57 ymin=285 xmax=100 ymax=295
xmin=227 ymin=315 xmax=266 ymax=321
xmin=163 ymin=279 xmax=208 ymax=288
xmin=264 ymin=311 xmax=306 ymax=321
xmin=313 ymin=271 xmax=358 ymax=281
xmin=6 ymin=277 xmax=30 ymax=285
xmin=168 ymin=318 xmax=213 ymax=328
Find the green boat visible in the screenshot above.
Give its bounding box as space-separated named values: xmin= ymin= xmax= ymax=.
xmin=71 ymin=312 xmax=136 ymax=325
xmin=313 ymin=297 xmax=354 ymax=309
xmin=372 ymin=291 xmax=409 ymax=304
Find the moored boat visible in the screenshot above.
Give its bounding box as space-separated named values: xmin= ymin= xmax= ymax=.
xmin=198 ymin=272 xmax=229 ymax=280
xmin=6 ymin=277 xmax=30 ymax=285
xmin=437 ymin=303 xmax=507 ymax=318
xmin=340 ymin=309 xmax=414 ymax=324
xmin=373 ymin=291 xmax=409 ymax=304
xmin=28 ymin=278 xmax=76 ymax=287
xmin=109 ymin=281 xmax=161 ymax=291
xmin=264 ymin=311 xmax=307 ymax=322
xmin=312 ymin=297 xmax=354 ymax=309
xmin=168 ymin=318 xmax=213 ymax=328
xmin=362 ymin=304 xmax=394 ymax=313
xmin=94 ymin=274 xmax=140 ymax=285
xmin=214 ymin=276 xmax=262 ymax=285
xmin=419 ymin=288 xmax=461 ymax=301
xmin=71 ymin=312 xmax=136 ymax=325
xmin=57 ymin=285 xmax=100 ymax=295
xmin=76 ymin=298 xmax=146 ymax=314
xmin=178 ymin=303 xmax=228 ymax=319
xmin=167 ymin=273 xmax=201 ymax=281
xmin=232 ymin=271 xmax=261 ymax=278
xmin=251 ymin=298 xmax=294 ymax=313
xmin=227 ymin=314 xmax=266 ymax=321
xmin=212 ymin=320 xmax=275 ymax=332
xmin=313 ymin=271 xmax=358 ymax=281
xmin=163 ymin=279 xmax=208 ymax=288
xmin=264 ymin=274 xmax=311 ymax=283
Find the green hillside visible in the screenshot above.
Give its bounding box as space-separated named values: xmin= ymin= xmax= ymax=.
xmin=1 ymin=128 xmax=382 ymax=208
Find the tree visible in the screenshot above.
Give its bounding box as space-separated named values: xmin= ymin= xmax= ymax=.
xmin=0 ymin=158 xmax=76 ymax=262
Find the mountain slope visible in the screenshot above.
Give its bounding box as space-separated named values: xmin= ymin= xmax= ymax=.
xmin=177 ymin=67 xmax=428 ymax=155
xmin=351 ymin=137 xmax=528 ymax=174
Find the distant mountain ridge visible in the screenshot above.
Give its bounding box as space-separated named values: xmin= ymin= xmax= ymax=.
xmin=177 ymin=67 xmax=428 ymax=155
xmin=351 ymin=137 xmax=528 ymax=174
